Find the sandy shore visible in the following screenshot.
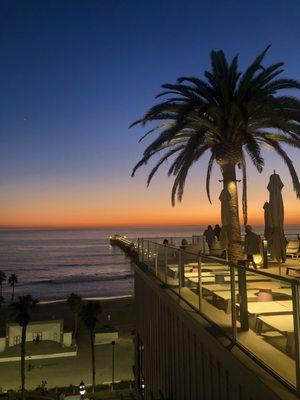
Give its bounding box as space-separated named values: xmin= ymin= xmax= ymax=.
xmin=0 ymin=296 xmax=135 ymax=390
xmin=0 ymin=295 xmax=134 ymax=333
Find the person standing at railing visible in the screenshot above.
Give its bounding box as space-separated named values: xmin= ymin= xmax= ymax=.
xmin=180 ymin=239 xmax=189 ymax=250
xmin=203 ymin=225 xmax=216 ymax=251
xmin=213 ymin=224 xmax=222 ymax=241
xmin=244 ymin=225 xmax=261 ymax=269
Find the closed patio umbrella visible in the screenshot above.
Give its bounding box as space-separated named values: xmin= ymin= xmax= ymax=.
xmin=267 ymin=173 xmax=286 ymax=266
xmin=219 ymin=189 xmax=231 ymax=254
xmin=263 ymin=201 xmax=272 ymax=241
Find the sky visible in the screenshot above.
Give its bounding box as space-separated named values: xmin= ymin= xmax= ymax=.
xmin=0 ymin=0 xmax=299 ymax=228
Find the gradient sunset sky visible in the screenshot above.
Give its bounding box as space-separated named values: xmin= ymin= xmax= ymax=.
xmin=0 ymin=0 xmax=299 ymax=228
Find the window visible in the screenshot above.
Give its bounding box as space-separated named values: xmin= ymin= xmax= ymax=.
xmin=13 ymin=335 xmax=21 ymax=345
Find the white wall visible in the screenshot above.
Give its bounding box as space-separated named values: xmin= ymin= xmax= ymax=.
xmin=0 ymin=337 xmax=6 ymax=353
xmin=7 ymin=321 xmax=62 ymax=347
xmin=63 ymin=332 xmax=72 ymax=347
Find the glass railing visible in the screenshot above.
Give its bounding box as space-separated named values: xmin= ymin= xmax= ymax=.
xmin=138 ymin=239 xmax=300 ymax=395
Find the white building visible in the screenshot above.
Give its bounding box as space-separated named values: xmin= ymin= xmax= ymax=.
xmin=0 ymin=320 xmax=73 ymax=355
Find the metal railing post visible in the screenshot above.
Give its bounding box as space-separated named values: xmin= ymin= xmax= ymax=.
xmin=147 ymin=241 xmax=150 ymax=261
xmin=237 ymin=263 xmax=249 ymax=331
xmin=230 ymin=262 xmax=237 ymax=341
xmin=179 ymin=250 xmax=185 ymax=289
xmin=262 ymin=239 xmax=268 ymax=269
xmin=197 ymin=255 xmax=202 ymax=310
xmin=178 ymin=251 xmax=182 ymax=295
xmin=155 ymin=244 xmax=158 ymax=276
xmin=292 ymin=283 xmax=300 ymax=394
xmin=141 ymin=239 xmax=144 ymax=262
xmin=137 ymin=238 xmax=140 ymax=258
xmin=202 ymin=236 xmax=206 ymax=254
xmin=164 ymin=246 xmax=168 ymax=284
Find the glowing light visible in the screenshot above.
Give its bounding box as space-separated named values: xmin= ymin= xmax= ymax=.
xmin=79 ymin=380 xmax=86 ymax=395
xmin=253 ymin=254 xmax=263 ymax=265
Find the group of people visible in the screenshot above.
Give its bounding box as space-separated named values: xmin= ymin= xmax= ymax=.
xmin=203 ymin=224 xmax=261 ymax=267
xmin=162 ymin=224 xmax=261 ymax=268
xmin=203 ymin=224 xmax=222 ymax=249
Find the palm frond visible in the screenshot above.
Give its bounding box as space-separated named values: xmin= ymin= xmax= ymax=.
xmin=244 ymin=133 xmax=264 ymax=172
xmin=241 ymin=154 xmax=248 ymax=225
xmin=260 ymin=137 xmax=300 ymax=198
xmin=171 ymin=144 xmax=209 ymax=205
xmin=238 ymin=45 xmax=271 ymax=92
xmin=147 ymin=145 xmax=185 ymax=186
xmin=206 ymin=153 xmax=215 ymax=204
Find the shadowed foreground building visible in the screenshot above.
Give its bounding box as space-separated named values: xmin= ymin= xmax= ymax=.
xmin=133 ymin=238 xmax=299 ymax=400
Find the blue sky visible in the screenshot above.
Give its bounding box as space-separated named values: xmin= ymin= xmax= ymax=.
xmin=0 ymin=0 xmax=299 ymax=226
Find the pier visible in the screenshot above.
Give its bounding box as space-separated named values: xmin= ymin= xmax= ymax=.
xmin=110 ymin=235 xmax=139 ymax=262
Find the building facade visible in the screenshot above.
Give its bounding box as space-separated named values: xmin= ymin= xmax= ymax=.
xmin=134 ymin=263 xmax=298 ymax=400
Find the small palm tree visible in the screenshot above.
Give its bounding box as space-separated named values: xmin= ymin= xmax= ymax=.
xmin=12 ymin=295 xmax=38 ymax=400
xmin=8 ymin=274 xmax=18 ymax=303
xmin=67 ymin=292 xmax=82 ymax=339
xmin=0 ymin=271 xmax=6 ymax=296
xmin=80 ymin=301 xmax=102 ymax=392
xmin=131 ymin=47 xmax=300 ymax=262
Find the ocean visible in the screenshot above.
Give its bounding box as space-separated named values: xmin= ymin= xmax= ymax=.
xmin=0 ymin=226 xmax=299 ymax=301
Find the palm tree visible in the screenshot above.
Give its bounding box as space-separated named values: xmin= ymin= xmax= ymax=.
xmin=8 ymin=274 xmax=18 ymax=303
xmin=0 ymin=272 xmax=6 ymax=296
xmin=67 ymin=292 xmax=82 ymax=339
xmin=0 ymin=296 xmax=5 ymax=309
xmin=131 ymin=47 xmax=300 ymax=262
xmin=12 ymin=295 xmax=38 ymax=400
xmin=80 ymin=301 xmax=102 ymax=392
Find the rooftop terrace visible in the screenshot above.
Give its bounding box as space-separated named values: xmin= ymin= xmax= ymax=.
xmin=135 ymin=234 xmax=300 ymax=397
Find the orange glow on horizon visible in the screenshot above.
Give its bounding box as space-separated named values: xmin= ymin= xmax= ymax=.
xmin=0 ymin=199 xmax=299 ymax=229
xmin=1 ymin=161 xmax=299 ymax=229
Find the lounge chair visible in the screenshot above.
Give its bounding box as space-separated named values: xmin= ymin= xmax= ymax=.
xmin=187 ymin=274 xmax=271 ymax=287
xmin=211 ymin=289 xmax=259 ymax=313
xmin=245 ymin=300 xmax=293 ymax=317
xmin=255 ymin=314 xmax=294 ymax=352
xmin=286 ymin=241 xmax=300 ymax=259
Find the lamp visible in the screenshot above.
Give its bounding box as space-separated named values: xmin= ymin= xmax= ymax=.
xmin=253 ymin=254 xmax=263 ymax=266
xmin=79 ymin=381 xmax=86 ymax=396
xmin=257 ymin=288 xmax=273 ymax=302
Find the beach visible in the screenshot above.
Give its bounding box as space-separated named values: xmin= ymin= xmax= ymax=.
xmin=0 ymin=296 xmax=135 ymax=390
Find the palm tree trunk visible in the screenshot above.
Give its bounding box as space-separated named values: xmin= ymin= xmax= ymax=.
xmin=221 ymin=163 xmax=244 ymax=262
xmin=21 ymin=325 xmax=27 ymax=400
xmin=0 ymin=283 xmax=2 ymax=297
xmin=90 ymin=329 xmax=95 ymax=392
xmin=74 ymin=314 xmax=77 ymax=338
xmin=11 ymin=284 xmax=15 ymax=304
xmin=221 ymin=163 xmax=249 ymax=330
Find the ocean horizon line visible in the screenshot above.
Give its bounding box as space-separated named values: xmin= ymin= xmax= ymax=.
xmin=0 ymin=223 xmax=300 ymax=231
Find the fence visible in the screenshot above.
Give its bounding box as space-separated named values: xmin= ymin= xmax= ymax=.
xmin=138 ymin=238 xmax=300 ymax=395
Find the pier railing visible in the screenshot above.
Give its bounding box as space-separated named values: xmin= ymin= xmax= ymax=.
xmin=138 ymin=238 xmax=300 ymax=395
